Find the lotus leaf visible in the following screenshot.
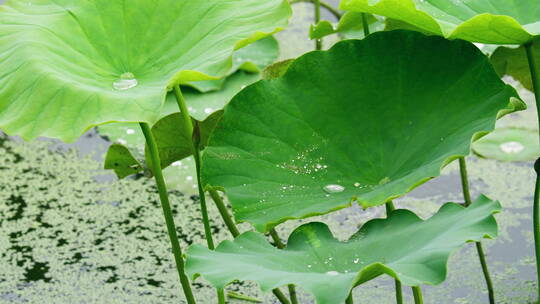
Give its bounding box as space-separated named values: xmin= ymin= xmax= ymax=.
xmin=104 ymin=144 xmax=143 ymax=179
xmin=309 ymin=12 xmax=383 ymax=40
xmin=0 ymin=0 xmax=291 ymax=142
xmin=187 ymin=36 xmax=279 ymax=93
xmin=201 ymin=30 xmax=523 ymax=231
xmin=147 ymin=110 xmax=223 ymax=170
xmin=491 ymin=37 xmax=540 ymax=92
xmin=473 ymin=127 xmax=539 ymax=161
xmin=340 ymin=0 xmax=540 ymax=44
xmin=186 ymin=196 xmax=500 ymax=304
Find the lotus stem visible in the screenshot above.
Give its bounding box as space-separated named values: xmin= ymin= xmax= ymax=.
xmin=173 ymin=86 xmax=215 ymax=249
xmin=525 ymin=41 xmax=540 ymax=302
xmin=273 ymin=289 xmax=291 ymax=304
xmin=194 ymin=175 xmax=289 ymax=303
xmin=289 ymin=0 xmax=342 ymax=20
xmin=394 ymin=281 xmax=403 ymax=304
xmin=534 ymin=159 xmax=540 ymax=302
xmin=345 ymin=292 xmax=353 ymax=304
xmin=314 ymin=0 xmax=322 ymax=50
xmin=208 ymin=189 xmax=240 ymax=237
xmin=227 ymin=291 xmax=262 ymax=303
xmin=269 ymin=229 xmax=299 ymax=304
xmin=458 ymin=157 xmax=495 ymax=304
xmin=361 ymin=13 xmax=370 ymax=36
xmin=139 ymin=122 xmax=196 ymax=304
xmin=412 ymin=286 xmax=423 ymax=304
xmin=385 ymin=201 xmax=396 ymax=214
xmin=385 ymin=201 xmax=403 ymax=304
xmin=173 ymin=86 xmax=223 ymax=301
xmin=525 ymin=42 xmax=540 ymax=144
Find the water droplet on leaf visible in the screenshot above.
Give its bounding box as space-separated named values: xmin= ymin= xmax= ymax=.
xmin=323 ymin=184 xmax=345 ymax=193
xmin=113 ymin=72 xmax=138 ymax=90
xmin=325 ymin=271 xmax=339 ymax=276
xmin=499 ymin=141 xmax=524 ymax=154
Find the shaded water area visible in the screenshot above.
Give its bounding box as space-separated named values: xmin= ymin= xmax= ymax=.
xmin=0 ymin=1 xmax=539 ymax=303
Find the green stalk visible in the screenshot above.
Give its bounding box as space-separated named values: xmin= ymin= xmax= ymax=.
xmin=525 ymin=41 xmax=540 ymax=302
xmin=412 ymin=286 xmax=423 ymax=304
xmin=361 ymin=13 xmax=370 ymax=36
xmin=345 ymin=292 xmax=354 ymax=304
xmin=458 ymin=157 xmax=495 ymax=304
xmin=525 ymin=42 xmax=540 ymax=144
xmin=227 ymin=291 xmax=262 ymax=303
xmin=208 ymin=189 xmax=240 ymax=237
xmin=394 ymin=281 xmax=403 ymax=304
xmin=385 ymin=201 xmax=403 ymax=304
xmin=314 ymin=0 xmax=322 ymax=50
xmin=273 ymin=290 xmax=291 ymax=304
xmin=269 ymin=229 xmax=299 ymax=304
xmin=173 ymin=86 xmax=223 ymax=303
xmin=534 ymin=161 xmax=540 ymax=303
xmin=139 ymin=122 xmax=196 ymax=304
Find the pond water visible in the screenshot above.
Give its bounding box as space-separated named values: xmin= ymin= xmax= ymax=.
xmin=0 ymin=1 xmax=538 ymax=303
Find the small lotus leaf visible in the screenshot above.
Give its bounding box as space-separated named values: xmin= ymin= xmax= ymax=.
xmin=340 ymin=0 xmax=540 ymax=44
xmin=0 ymin=0 xmax=291 ymax=142
xmin=104 ymin=144 xmax=143 ymax=179
xmin=261 ymin=60 xmax=294 ymax=80
xmin=186 ymin=196 xmax=500 ymax=304
xmin=310 ymin=12 xmax=382 ymax=40
xmin=201 ymin=31 xmax=523 ymax=231
xmin=473 ymin=127 xmax=539 ymax=162
xmin=187 ymin=36 xmax=279 ymax=92
xmin=490 ymin=37 xmax=540 ymax=92
xmin=147 ymin=110 xmax=223 ymax=170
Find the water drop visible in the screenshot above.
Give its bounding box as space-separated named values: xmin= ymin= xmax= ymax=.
xmin=113 ymin=72 xmax=138 ymax=90
xmin=172 ymin=161 xmax=182 ymax=167
xmin=353 ymin=258 xmax=360 ymax=264
xmin=118 ymin=139 xmax=127 ymax=145
xmin=186 ymin=176 xmax=193 ymax=181
xmin=126 ymin=128 xmax=135 ymax=135
xmin=307 ymin=264 xmax=312 ymax=268
xmin=354 ymin=182 xmax=361 ymax=188
xmin=325 ymin=271 xmax=339 ymax=276
xmin=499 ymin=141 xmax=524 ymax=154
xmin=204 ymin=108 xmax=213 ymax=114
xmin=323 ymin=184 xmax=345 ymax=194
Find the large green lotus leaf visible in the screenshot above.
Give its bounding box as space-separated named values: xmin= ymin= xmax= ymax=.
xmin=201 ymin=30 xmax=523 ymax=232
xmin=309 ymin=12 xmax=383 ymax=40
xmin=339 ymin=0 xmax=540 ymax=44
xmin=187 ymin=36 xmax=279 ymax=92
xmin=186 ymin=196 xmax=500 ymax=304
xmin=490 ymin=37 xmax=540 ymax=92
xmin=0 ymin=0 xmax=291 ymax=142
xmin=472 ymin=127 xmax=540 ymax=162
